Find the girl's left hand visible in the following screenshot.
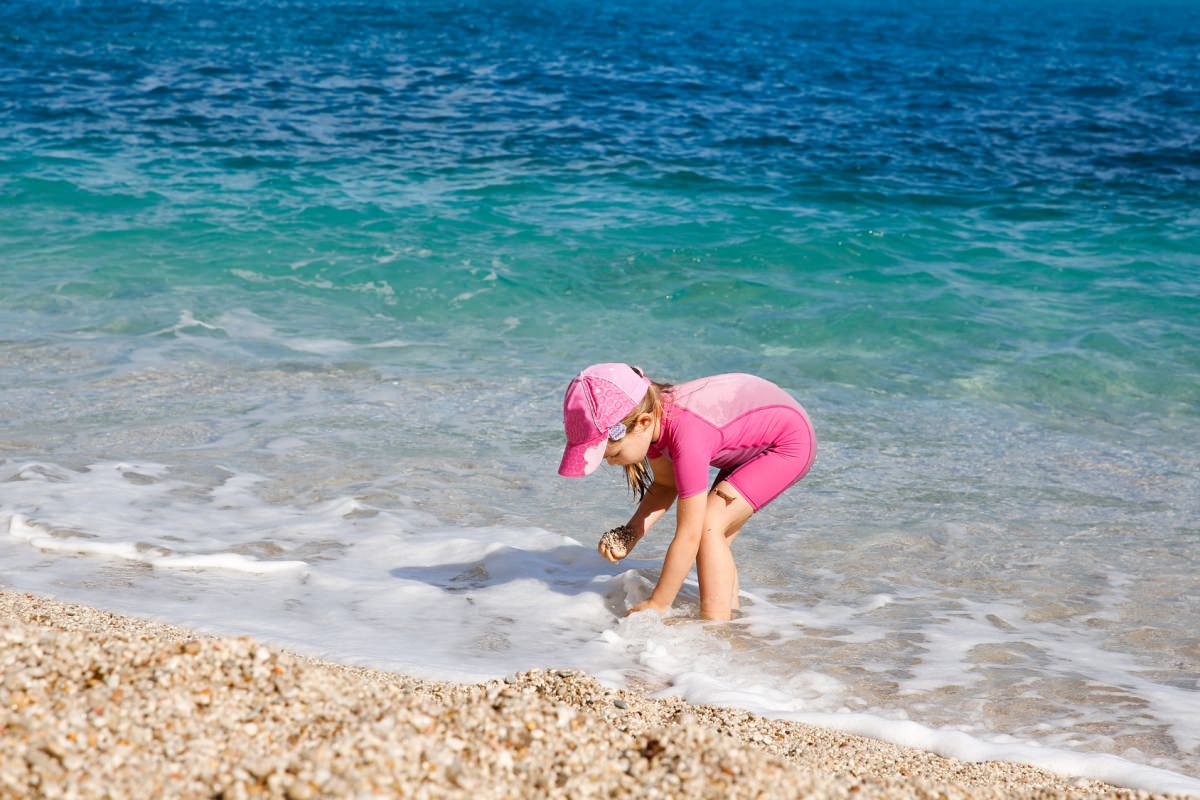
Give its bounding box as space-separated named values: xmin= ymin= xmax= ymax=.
xmin=627 ymin=599 xmax=669 ymax=616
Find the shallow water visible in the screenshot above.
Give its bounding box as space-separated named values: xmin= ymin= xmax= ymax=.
xmin=2 ymin=0 xmax=1198 ymax=793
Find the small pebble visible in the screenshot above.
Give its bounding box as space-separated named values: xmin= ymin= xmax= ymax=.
xmin=598 ymin=525 xmax=638 ymax=559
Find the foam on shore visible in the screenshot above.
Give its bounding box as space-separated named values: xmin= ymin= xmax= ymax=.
xmin=2 ymin=589 xmax=1194 ymax=799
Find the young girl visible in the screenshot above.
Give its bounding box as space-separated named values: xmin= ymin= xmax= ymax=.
xmin=558 ymin=362 xmax=816 ymax=620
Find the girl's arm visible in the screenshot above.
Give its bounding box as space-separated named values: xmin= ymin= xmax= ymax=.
xmin=624 ymin=456 xmax=677 ymax=537
xmin=599 ymin=457 xmax=677 ymax=563
xmin=633 ymin=491 xmax=706 ymax=612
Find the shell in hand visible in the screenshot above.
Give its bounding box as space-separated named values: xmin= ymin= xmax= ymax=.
xmin=599 ymin=525 xmax=638 ymax=559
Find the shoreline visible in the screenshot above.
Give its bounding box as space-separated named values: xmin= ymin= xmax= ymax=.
xmin=0 ymin=588 xmax=1189 ymax=799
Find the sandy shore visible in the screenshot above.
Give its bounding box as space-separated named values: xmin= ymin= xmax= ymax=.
xmin=0 ymin=588 xmax=1186 ymax=799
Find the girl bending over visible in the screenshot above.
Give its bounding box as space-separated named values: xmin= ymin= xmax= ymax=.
xmin=558 ymin=363 xmax=815 ymax=620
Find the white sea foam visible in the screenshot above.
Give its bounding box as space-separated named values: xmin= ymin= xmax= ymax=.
xmin=153 ymin=308 xmax=427 ymax=359
xmin=0 ymin=458 xmax=1197 ymax=796
xmin=8 ymin=515 xmax=308 ymax=575
xmin=229 ymin=270 xmax=396 ymax=301
xmin=767 ymin=709 xmax=1200 ymax=798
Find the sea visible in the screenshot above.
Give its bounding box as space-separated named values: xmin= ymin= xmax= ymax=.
xmin=2 ymin=0 xmax=1198 ymax=794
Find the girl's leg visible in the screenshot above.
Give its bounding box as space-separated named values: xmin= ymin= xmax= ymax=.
xmin=724 ymin=516 xmax=748 ymax=609
xmin=696 ymin=481 xmax=754 ymax=620
xmin=700 ymin=421 xmax=813 ymax=618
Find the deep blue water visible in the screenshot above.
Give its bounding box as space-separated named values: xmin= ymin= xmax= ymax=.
xmin=3 ymin=0 xmax=1199 ymax=417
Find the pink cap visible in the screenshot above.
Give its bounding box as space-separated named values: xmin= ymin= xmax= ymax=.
xmin=558 ymin=363 xmax=651 ymax=478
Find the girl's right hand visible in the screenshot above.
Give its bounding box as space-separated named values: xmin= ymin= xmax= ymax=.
xmin=597 ymin=524 xmax=638 ymax=562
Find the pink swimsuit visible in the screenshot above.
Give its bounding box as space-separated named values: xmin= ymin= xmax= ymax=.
xmin=646 ymin=373 xmax=816 ymax=511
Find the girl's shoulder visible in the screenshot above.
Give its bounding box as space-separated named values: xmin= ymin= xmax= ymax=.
xmin=668 ymin=373 xmax=802 ymax=425
xmin=669 ymin=373 xmax=783 ymax=402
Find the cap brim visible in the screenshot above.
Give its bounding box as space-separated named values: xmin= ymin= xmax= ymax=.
xmin=558 ymin=436 xmax=608 ymax=478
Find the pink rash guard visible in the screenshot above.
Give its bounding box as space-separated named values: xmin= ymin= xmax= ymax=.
xmin=645 ymin=373 xmax=816 ymax=511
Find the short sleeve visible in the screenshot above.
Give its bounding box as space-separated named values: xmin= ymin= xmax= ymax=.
xmin=667 ymin=411 xmax=722 ymax=499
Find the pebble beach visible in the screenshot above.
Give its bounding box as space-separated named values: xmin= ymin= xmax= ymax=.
xmin=1 ymin=589 xmax=1189 ymax=800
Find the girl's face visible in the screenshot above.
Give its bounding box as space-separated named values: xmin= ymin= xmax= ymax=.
xmin=604 ymin=413 xmax=657 ymax=466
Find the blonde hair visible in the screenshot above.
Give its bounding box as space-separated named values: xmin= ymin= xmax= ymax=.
xmin=618 ymin=375 xmax=672 ymax=501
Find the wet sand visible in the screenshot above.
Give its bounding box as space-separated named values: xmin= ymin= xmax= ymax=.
xmin=0 ymin=588 xmax=1186 ymax=799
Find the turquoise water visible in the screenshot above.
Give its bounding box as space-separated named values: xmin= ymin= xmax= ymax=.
xmin=2 ymin=0 xmax=1199 ymax=790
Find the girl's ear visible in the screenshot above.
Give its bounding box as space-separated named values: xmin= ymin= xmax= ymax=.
xmin=637 ymin=412 xmax=655 ymax=431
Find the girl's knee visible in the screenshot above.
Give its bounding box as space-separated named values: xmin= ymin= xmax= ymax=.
xmin=710 ymin=480 xmax=745 ymax=505
xmin=705 ymin=483 xmax=753 ymax=537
